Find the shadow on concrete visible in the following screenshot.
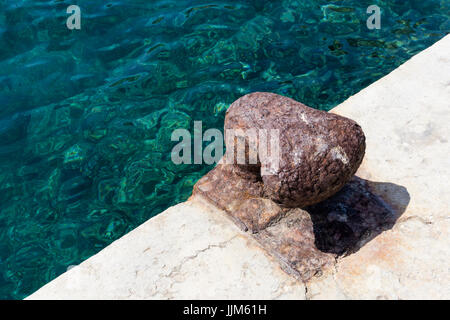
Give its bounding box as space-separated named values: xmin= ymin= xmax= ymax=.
xmin=305 ymin=176 xmax=410 ymax=256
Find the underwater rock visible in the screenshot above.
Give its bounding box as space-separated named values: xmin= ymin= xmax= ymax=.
xmin=0 ymin=114 xmax=30 ymax=145
xmin=225 ymin=92 xmax=366 ymax=208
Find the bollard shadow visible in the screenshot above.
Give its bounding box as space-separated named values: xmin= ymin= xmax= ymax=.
xmin=305 ymin=176 xmax=410 ymax=256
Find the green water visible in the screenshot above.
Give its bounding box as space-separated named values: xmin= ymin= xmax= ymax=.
xmin=0 ymin=0 xmax=448 ymax=299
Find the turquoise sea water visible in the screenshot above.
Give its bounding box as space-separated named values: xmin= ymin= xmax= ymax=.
xmin=0 ymin=0 xmax=448 ymax=299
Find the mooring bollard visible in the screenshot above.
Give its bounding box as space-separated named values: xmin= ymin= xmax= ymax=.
xmin=194 ymin=92 xmax=396 ymax=281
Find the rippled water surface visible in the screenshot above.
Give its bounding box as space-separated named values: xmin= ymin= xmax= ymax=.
xmin=0 ymin=0 xmax=448 ymax=298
